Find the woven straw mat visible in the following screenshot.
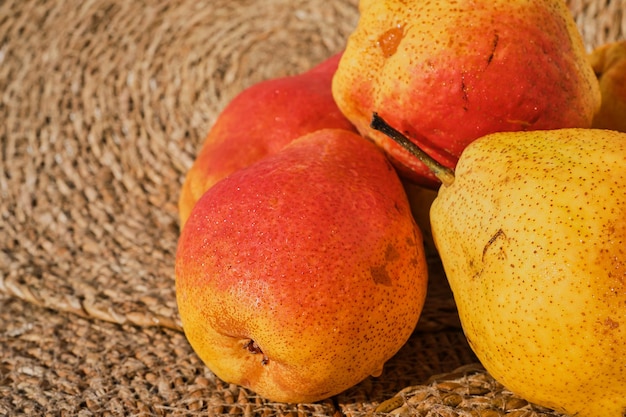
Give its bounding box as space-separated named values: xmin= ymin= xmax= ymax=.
xmin=1 ymin=0 xmax=624 ymax=416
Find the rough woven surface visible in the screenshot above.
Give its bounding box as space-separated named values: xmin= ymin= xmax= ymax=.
xmin=0 ymin=0 xmax=624 ymax=415
xmin=0 ymin=288 xmax=479 ymax=416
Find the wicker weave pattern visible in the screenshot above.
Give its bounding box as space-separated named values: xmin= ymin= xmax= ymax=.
xmin=568 ymin=0 xmax=625 ymax=48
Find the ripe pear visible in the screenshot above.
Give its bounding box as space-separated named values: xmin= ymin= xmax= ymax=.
xmin=371 ymin=115 xmax=626 ymax=417
xmin=333 ymin=0 xmax=601 ymax=188
xmin=178 ymin=52 xmax=356 ymax=228
xmin=429 ymin=128 xmax=626 ymax=416
xmin=590 ymin=41 xmax=626 ymax=133
xmin=175 ymin=128 xmax=428 ymax=403
xmin=403 ymin=181 xmax=438 ymax=255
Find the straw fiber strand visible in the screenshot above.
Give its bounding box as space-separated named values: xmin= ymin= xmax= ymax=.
xmin=568 ymin=0 xmax=626 ymax=49
xmin=371 ymin=364 xmax=567 ymax=417
xmin=0 ymin=0 xmax=623 ymax=415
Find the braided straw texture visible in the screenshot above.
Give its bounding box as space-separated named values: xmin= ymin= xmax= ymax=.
xmin=1 ymin=0 xmax=624 ymax=415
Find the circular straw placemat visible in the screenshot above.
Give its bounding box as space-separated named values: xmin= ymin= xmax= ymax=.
xmin=1 ymin=0 xmax=624 ymax=415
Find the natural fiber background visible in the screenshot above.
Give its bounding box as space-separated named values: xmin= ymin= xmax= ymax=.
xmin=0 ymin=0 xmax=624 ymax=415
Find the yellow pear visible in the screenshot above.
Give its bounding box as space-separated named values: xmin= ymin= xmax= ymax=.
xmin=371 ymin=115 xmax=626 ymax=417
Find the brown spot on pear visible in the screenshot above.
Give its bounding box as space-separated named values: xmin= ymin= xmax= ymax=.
xmin=378 ymin=25 xmax=404 ymax=58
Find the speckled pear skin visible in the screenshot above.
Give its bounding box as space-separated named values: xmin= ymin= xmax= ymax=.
xmin=176 ymin=129 xmax=428 ymax=404
xmin=590 ymin=41 xmax=626 ymax=133
xmin=430 ymin=128 xmax=626 ymax=417
xmin=332 ymin=0 xmax=601 ymax=188
xmin=178 ymin=53 xmax=356 ymax=228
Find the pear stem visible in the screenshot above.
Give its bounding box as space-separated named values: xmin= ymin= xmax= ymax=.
xmin=370 ymin=113 xmax=455 ymax=187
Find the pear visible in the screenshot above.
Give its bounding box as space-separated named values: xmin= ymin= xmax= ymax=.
xmin=372 ymin=114 xmax=626 ymax=417
xmin=175 ymin=128 xmax=428 ymax=403
xmin=403 ymin=180 xmax=438 ymax=255
xmin=333 ymin=0 xmax=601 ymax=188
xmin=590 ymin=41 xmax=626 ymax=132
xmin=178 ymin=52 xmax=356 ymax=228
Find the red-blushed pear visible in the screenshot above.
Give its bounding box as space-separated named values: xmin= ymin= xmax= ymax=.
xmin=590 ymin=41 xmax=626 ymax=132
xmin=332 ymin=0 xmax=601 ymax=188
xmin=175 ymin=128 xmax=428 ymax=403
xmin=178 ymin=52 xmax=357 ymax=228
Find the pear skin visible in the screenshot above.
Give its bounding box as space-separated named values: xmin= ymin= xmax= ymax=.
xmin=590 ymin=41 xmax=626 ymax=132
xmin=176 ymin=129 xmax=428 ymax=403
xmin=332 ymin=0 xmax=601 ymax=188
xmin=430 ymin=128 xmax=626 ymax=417
xmin=403 ymin=180 xmax=438 ymax=255
xmin=178 ymin=52 xmax=356 ymax=228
